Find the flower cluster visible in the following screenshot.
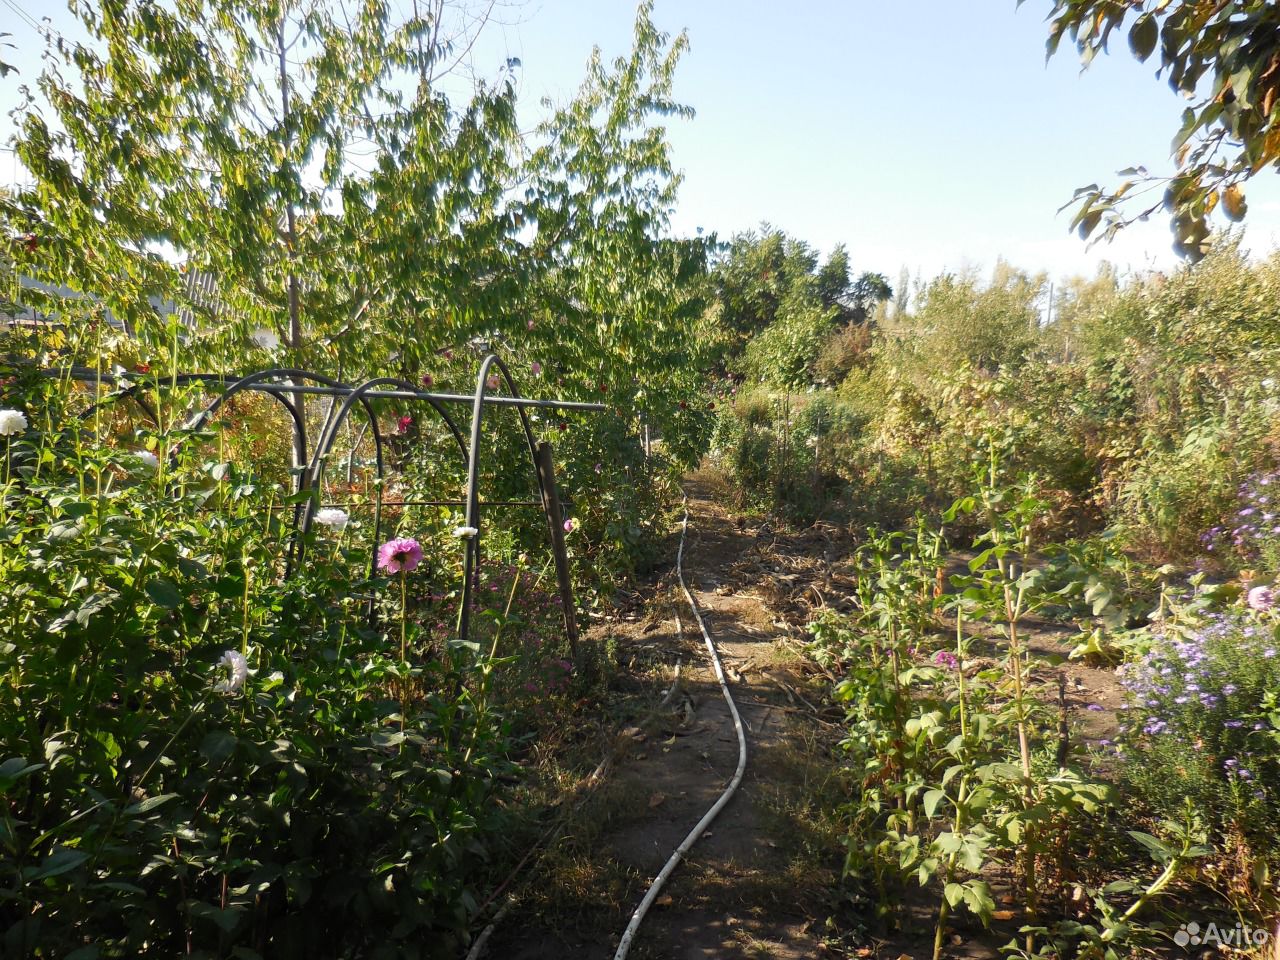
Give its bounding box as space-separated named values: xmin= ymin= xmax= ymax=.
xmin=1118 ymin=612 xmax=1278 ymax=800
xmin=1247 ymin=584 xmax=1275 ymax=611
xmin=932 ymin=649 xmax=959 ymax=670
xmin=522 ymin=656 xmax=574 ymax=696
xmin=1203 ymin=469 xmax=1280 ymax=561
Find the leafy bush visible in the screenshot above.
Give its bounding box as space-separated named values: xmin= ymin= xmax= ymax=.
xmin=0 ymin=357 xmax=594 ymax=957
xmin=739 ymin=297 xmax=838 ymax=389
xmin=709 ymin=389 xmax=862 ymax=523
xmin=1117 ymin=607 xmax=1280 ymax=918
xmin=1115 ymin=408 xmax=1276 ymax=562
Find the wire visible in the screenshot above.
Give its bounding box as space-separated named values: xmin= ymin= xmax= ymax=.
xmin=1 ymin=0 xmax=43 ymax=33
xmin=612 ymin=494 xmax=749 ymax=960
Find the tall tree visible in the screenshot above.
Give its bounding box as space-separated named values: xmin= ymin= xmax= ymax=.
xmin=850 ymin=271 xmax=892 ymax=323
xmin=892 ymin=265 xmax=911 ymax=319
xmin=3 ymin=0 xmax=709 ymax=416
xmin=1031 ymin=0 xmax=1280 ymax=259
xmin=815 ymin=244 xmax=852 ymax=313
xmin=7 ymin=0 xmax=415 ymax=359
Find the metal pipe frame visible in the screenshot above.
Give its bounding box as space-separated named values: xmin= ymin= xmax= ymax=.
xmin=55 ymin=352 xmax=596 ymax=654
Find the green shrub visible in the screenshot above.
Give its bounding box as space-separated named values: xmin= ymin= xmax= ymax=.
xmin=1116 ymin=606 xmax=1280 ymax=919
xmin=0 ymin=370 xmax=576 ymax=958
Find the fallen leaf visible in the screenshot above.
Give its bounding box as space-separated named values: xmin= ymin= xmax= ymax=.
xmin=648 ymin=792 xmax=666 ymax=808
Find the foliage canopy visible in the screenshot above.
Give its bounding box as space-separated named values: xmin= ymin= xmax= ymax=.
xmin=1034 ymin=0 xmax=1280 ymax=259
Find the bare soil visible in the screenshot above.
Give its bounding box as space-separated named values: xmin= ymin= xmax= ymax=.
xmin=480 ymin=471 xmax=1125 ymax=960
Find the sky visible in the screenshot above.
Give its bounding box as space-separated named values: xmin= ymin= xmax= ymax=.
xmin=3 ymin=0 xmax=1280 ymax=286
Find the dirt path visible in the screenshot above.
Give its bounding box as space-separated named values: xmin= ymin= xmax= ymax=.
xmin=482 ymin=473 xmax=1127 ymax=959
xmin=485 ymin=472 xmax=848 ymax=959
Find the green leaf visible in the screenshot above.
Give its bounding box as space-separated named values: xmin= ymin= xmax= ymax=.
xmin=26 ymin=847 xmax=89 ymax=881
xmin=0 ymin=757 xmax=44 ymax=788
xmin=144 ymin=579 xmax=183 ymax=609
xmin=923 ymin=788 xmax=947 ymax=819
xmin=199 ymin=730 xmax=237 ymax=764
xmin=125 ymin=793 xmax=179 ymax=817
xmin=1128 ymin=14 xmax=1158 ymax=61
xmin=1127 ymin=830 xmax=1172 ymax=864
xmin=189 ymin=901 xmax=243 ymax=934
xmin=961 ymin=880 xmax=996 ymax=920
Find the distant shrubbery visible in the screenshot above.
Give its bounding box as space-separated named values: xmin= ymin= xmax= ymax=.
xmin=710 ymin=234 xmax=1280 ymax=569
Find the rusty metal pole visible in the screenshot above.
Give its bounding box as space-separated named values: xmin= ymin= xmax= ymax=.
xmin=536 ymin=442 xmax=579 ymax=658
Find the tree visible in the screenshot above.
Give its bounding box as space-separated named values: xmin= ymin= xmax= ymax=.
xmin=4 ymin=0 xmax=709 ymax=415
xmin=891 ymin=265 xmax=911 ymax=319
xmin=816 ymin=244 xmax=852 ymax=312
xmin=1032 ymin=0 xmax=1280 ymax=259
xmin=850 ymin=270 xmax=892 ymax=323
xmin=895 ymin=265 xmax=1045 ymax=375
xmin=7 ymin=0 xmax=430 ymax=358
xmin=712 ymin=226 xmax=820 ymax=340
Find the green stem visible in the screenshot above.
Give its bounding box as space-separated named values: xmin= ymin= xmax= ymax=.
xmin=241 ymin=558 xmax=252 ymax=657
xmin=934 ymin=612 xmax=973 ymax=960
xmin=1 ymin=435 xmax=10 ymax=568
xmin=463 ymin=570 xmax=522 ymax=767
xmin=400 ymin=569 xmax=408 ymax=735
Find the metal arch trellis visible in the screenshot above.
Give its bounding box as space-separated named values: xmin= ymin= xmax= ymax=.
xmin=53 ymin=352 xmax=606 ymax=654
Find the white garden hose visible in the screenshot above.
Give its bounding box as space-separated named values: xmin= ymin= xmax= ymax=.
xmin=612 ymin=497 xmax=749 ymax=960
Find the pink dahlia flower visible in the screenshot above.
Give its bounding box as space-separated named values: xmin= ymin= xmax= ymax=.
xmin=1248 ymin=585 xmax=1275 ymax=611
xmin=378 ymin=537 xmax=423 ymax=574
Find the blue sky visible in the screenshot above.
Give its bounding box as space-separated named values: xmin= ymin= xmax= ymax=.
xmin=4 ymin=0 xmax=1279 ymax=284
xmin=466 ymin=0 xmax=1280 ymax=282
